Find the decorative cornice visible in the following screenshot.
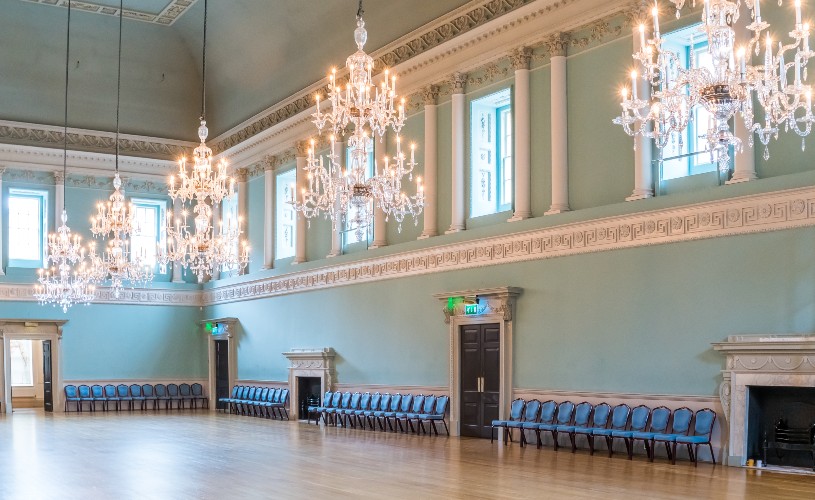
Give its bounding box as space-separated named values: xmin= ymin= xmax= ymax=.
xmin=203 ymin=186 xmax=815 ymax=305
xmin=509 ymin=46 xmax=533 ymax=69
xmin=0 ymin=284 xmax=201 ymax=307
xmin=21 ymin=0 xmax=198 ymax=26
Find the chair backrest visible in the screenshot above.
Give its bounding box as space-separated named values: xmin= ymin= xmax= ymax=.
xmin=65 ymin=385 xmax=78 ymax=398
xmin=258 ymin=387 xmax=269 ymax=402
xmin=609 ymin=404 xmax=631 ymax=430
xmin=539 ymin=400 xmax=557 ymax=424
xmin=591 ymin=403 xmax=611 ymax=428
xmin=507 ymin=398 xmax=525 ymax=420
xmin=271 ymin=388 xmax=282 ymax=403
xmin=378 ymin=393 xmax=392 ymax=411
xmin=78 ymin=385 xmax=91 ymax=398
xmin=369 ymin=392 xmax=381 ymax=410
xmin=411 ymin=395 xmax=425 ymax=412
xmin=130 ymin=384 xmax=142 ymax=397
xmin=330 ymin=391 xmax=342 ymax=408
xmin=179 ymin=383 xmax=192 ymax=397
xmin=422 ymin=395 xmax=436 ymax=413
xmin=359 ymin=392 xmax=371 ymax=410
xmin=349 ymin=392 xmax=362 ymax=410
xmin=692 ymin=408 xmax=717 ymax=436
xmin=400 ymin=394 xmax=413 ymax=412
xmin=648 ymin=406 xmax=671 ymax=433
xmin=238 ymin=386 xmax=249 ymax=399
xmin=434 ymin=396 xmax=449 ymax=415
xmin=321 ymin=391 xmax=332 ymax=406
xmin=104 ymin=384 xmax=117 ymax=398
xmin=389 ymin=393 xmax=402 ymax=411
xmin=522 ymin=399 xmax=541 ymax=423
xmin=246 ymin=387 xmax=256 ymax=401
xmin=340 ymin=392 xmax=352 ymax=409
xmin=670 ymin=407 xmax=694 ymax=435
xmin=142 ymin=384 xmax=154 ymax=397
xmin=155 ymin=384 xmax=167 ymax=397
xmin=117 ymin=384 xmax=129 ymax=397
xmin=279 ymin=389 xmax=289 ymax=404
xmin=91 ymin=385 xmax=104 ymax=398
xmin=191 ymin=383 xmax=203 ymax=396
xmin=573 ymin=402 xmax=593 ymax=427
xmin=629 ymin=405 xmax=651 ymax=432
xmin=167 ymin=384 xmax=180 ymax=396
xmin=555 ymin=401 xmax=575 ymax=425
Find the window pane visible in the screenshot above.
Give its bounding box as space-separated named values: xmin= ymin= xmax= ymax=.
xmin=276 ymin=169 xmax=296 ymax=259
xmin=131 ymin=203 xmax=160 ymax=267
xmin=470 ymin=88 xmax=511 ymax=217
xmin=10 ymin=339 xmax=33 ymax=386
xmin=500 ymin=107 xmax=513 ymax=205
xmin=8 ymin=195 xmax=43 ymax=261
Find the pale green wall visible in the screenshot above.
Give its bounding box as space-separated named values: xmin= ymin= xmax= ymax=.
xmin=246 ymin=176 xmax=265 ymax=275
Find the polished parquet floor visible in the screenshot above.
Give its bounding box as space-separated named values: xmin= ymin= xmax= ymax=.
xmin=1 ymin=409 xmax=814 ymax=499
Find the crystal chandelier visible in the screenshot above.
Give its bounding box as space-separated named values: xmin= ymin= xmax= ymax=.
xmin=158 ymin=0 xmax=249 ymax=282
xmin=613 ymin=0 xmax=814 ymax=171
xmin=34 ymin=0 xmax=97 ymax=313
xmin=88 ymin=0 xmax=154 ymax=299
xmin=293 ymin=0 xmax=424 ymax=239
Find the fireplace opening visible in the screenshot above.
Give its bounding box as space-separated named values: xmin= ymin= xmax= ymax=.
xmin=297 ymin=377 xmax=322 ymax=421
xmin=747 ymin=386 xmax=815 ymax=469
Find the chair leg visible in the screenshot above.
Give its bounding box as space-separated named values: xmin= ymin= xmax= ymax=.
xmin=709 ymin=443 xmax=716 ymax=465
xmin=671 ymin=442 xmax=677 ymax=465
xmin=645 ymin=440 xmax=653 ymax=462
xmin=626 ymin=438 xmax=633 ymax=460
xmin=589 ymin=436 xmax=595 ymax=455
xmin=607 ymin=437 xmax=613 ymax=458
xmin=491 ymin=426 xmax=495 ymax=444
xmin=536 ymin=430 xmax=543 ymax=449
xmin=443 ymin=419 xmax=449 ymax=436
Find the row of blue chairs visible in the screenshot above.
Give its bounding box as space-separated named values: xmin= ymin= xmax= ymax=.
xmin=491 ymin=399 xmax=716 ymax=466
xmin=307 ymin=391 xmax=450 ymax=436
xmin=64 ymin=383 xmax=208 ymax=412
xmin=217 ymin=386 xmax=290 ymax=419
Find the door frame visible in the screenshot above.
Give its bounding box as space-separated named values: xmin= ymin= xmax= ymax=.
xmin=203 ymin=317 xmax=238 ymax=412
xmin=0 ymin=319 xmax=67 ymax=414
xmin=434 ymin=287 xmax=521 ymax=437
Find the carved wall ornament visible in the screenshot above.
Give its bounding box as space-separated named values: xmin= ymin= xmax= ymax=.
xmin=545 ymin=34 xmax=570 ymax=58
xmin=467 ymin=63 xmax=510 ymax=88
xmin=53 ymin=171 xmax=65 ymax=184
xmin=449 ymin=72 xmax=468 ymax=94
xmin=295 ymin=140 xmax=311 ymax=157
xmin=423 ymin=85 xmax=441 ymax=106
xmin=234 ymin=168 xmax=248 ymax=183
xmin=509 ymin=47 xmax=533 ymax=70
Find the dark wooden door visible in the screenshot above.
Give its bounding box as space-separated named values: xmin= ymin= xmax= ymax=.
xmin=215 ymin=340 xmax=229 ymax=410
xmin=42 ymin=340 xmax=53 ymax=412
xmin=459 ymin=323 xmax=500 ymax=438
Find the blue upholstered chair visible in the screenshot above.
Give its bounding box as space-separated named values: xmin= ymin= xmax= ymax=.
xmin=191 ymin=383 xmax=208 ymax=409
xmin=610 ymin=405 xmax=650 ymax=459
xmin=340 ymin=392 xmax=362 ymax=427
xmin=77 ymin=385 xmax=94 ymax=412
xmin=361 ymin=392 xmax=382 ymax=429
xmin=90 ymin=384 xmax=106 ymax=411
xmin=556 ymin=401 xmax=592 ymax=452
xmin=141 ymin=384 xmax=157 ymax=411
xmin=264 ymin=388 xmax=281 ymax=419
xmin=179 ymin=383 xmax=194 ymax=410
xmin=397 ymin=395 xmax=425 ymax=433
xmin=590 ymin=404 xmax=631 ymax=457
xmin=509 ymin=399 xmax=541 ymax=447
xmin=226 ymin=386 xmax=247 ymax=413
xmin=129 ymin=384 xmax=146 ymax=411
xmin=572 ymin=402 xmax=611 ymax=454
xmin=64 ymin=385 xmax=80 ymax=412
xmin=155 ymin=384 xmax=171 ymax=411
xmin=327 ymin=392 xmax=351 ymax=426
xmin=389 ymin=394 xmax=412 ymax=432
xmin=309 ymin=391 xmax=332 ymax=424
xmin=252 ymin=387 xmax=269 ymax=417
xmin=520 ymin=399 xmax=555 ymax=446
xmin=103 ymin=384 xmax=120 ymax=411
xmin=407 ymin=395 xmax=436 ymax=433
xmin=321 ymin=391 xmax=342 ymax=425
xmin=491 ymin=398 xmax=525 ymax=444
xmin=166 ymin=383 xmax=182 ymax=411
xmin=274 ymin=389 xmax=290 ymax=420
xmin=653 ymin=407 xmax=694 ymax=464
xmin=537 ymin=401 xmax=575 ymax=450
xmin=629 ymin=406 xmax=671 ymax=462
xmin=352 ymin=392 xmax=371 ymax=428
xmin=377 ymin=393 xmax=400 ymax=431
xmin=675 ymin=408 xmax=717 ymax=466
xmin=420 ymin=395 xmax=450 ymax=436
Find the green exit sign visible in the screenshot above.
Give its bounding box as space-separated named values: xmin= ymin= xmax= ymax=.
xmin=464 ymin=304 xmax=478 ymax=315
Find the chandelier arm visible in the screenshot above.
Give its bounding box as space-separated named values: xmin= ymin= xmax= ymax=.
xmin=115 ymin=0 xmax=122 ymax=173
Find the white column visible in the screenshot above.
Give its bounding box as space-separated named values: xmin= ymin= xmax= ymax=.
xmin=509 ymin=47 xmax=532 ymax=222
xmin=447 ymin=72 xmax=467 ymax=233
xmin=419 ymin=85 xmax=439 ymax=239
xmin=0 ymin=167 xmax=5 ymax=275
xmin=236 ymin=168 xmax=248 ymax=274
xmin=293 ymin=141 xmax=308 ymax=264
xmin=171 ymin=197 xmax=184 ymax=283
xmin=545 ymin=35 xmax=572 ymax=215
xmin=327 ymin=141 xmax=344 ymax=257
xmin=727 ymin=11 xmax=758 ymax=185
xmin=54 ymin=171 xmax=65 ymax=224
xmin=626 ymin=25 xmax=654 ymax=201
xmin=263 ymin=156 xmax=275 ymax=269
xmin=369 ymin=206 xmax=387 ymax=249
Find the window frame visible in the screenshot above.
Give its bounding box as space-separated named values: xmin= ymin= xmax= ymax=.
xmin=497 ymin=103 xmax=513 ymax=212
xmin=7 ymin=188 xmax=48 ymax=268
xmin=469 ymin=88 xmax=513 ymax=219
xmin=129 ymin=197 xmax=166 ymax=271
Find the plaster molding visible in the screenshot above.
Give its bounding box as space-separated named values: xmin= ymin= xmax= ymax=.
xmin=20 ymin=0 xmax=198 ymax=26
xmin=204 ymin=186 xmax=815 ymax=305
xmin=513 ymin=388 xmax=721 ymax=405
xmin=423 ymin=85 xmax=441 ymax=106
xmin=509 ymin=46 xmax=533 ymax=69
xmin=545 ymin=32 xmax=570 ymax=57
xmin=449 ymin=72 xmax=469 ymax=94
xmin=0 ymin=283 xmax=201 ymax=307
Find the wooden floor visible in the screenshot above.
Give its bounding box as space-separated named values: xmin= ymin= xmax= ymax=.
xmin=1 ymin=410 xmax=814 ymax=499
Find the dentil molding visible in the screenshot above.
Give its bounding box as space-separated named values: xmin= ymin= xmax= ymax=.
xmin=204 ymin=185 xmax=815 ymax=305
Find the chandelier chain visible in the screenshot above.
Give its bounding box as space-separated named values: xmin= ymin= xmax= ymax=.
xmin=115 ymin=0 xmax=122 ymax=171
xmin=357 ymin=0 xmax=364 ymax=19
xmin=63 ymin=0 xmax=70 ymax=190
xmin=201 ymin=0 xmax=207 ymax=121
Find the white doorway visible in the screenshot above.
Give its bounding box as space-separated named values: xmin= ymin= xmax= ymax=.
xmin=9 ymin=339 xmax=44 ymax=409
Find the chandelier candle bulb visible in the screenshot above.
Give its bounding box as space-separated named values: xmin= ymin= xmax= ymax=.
xmin=796 ymin=0 xmax=803 ymax=27
xmin=755 ymin=0 xmax=761 ymax=21
xmin=631 ymin=70 xmax=638 ymax=100
xmin=639 ymin=24 xmax=646 ymax=51
xmin=805 ymin=24 xmax=811 ymax=52
xmin=652 ymin=4 xmax=660 ymax=39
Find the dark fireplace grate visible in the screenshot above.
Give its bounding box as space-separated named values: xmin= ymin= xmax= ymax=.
xmin=763 ymin=419 xmax=815 ymax=471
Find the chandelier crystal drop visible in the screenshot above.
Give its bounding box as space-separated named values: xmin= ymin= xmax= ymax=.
xmin=613 ymin=0 xmax=815 ymax=170
xmin=34 ymin=0 xmax=97 ymax=313
xmin=292 ymin=0 xmax=424 ymax=237
xmin=157 ymin=0 xmax=249 ymax=282
xmin=88 ymin=0 xmax=154 ymax=299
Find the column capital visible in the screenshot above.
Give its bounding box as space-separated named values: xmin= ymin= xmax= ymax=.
xmin=234 ymin=168 xmax=248 ymax=183
xmin=449 ymin=72 xmax=468 ymax=94
xmin=263 ymin=154 xmax=277 ymax=172
xmin=295 ymin=140 xmax=311 ymax=157
xmin=53 ymin=171 xmax=65 ymax=184
xmin=509 ymin=47 xmax=532 ymax=70
xmin=423 ymin=84 xmax=440 ymax=106
xmin=624 ymin=0 xmax=651 ymax=26
xmin=545 ymin=33 xmax=570 ymax=58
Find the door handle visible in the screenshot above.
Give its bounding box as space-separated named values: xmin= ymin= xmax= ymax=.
xmin=477 ymin=376 xmax=484 ymax=393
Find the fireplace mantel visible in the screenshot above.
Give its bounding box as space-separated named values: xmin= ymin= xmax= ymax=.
xmin=713 ymin=334 xmax=815 ymax=466
xmin=283 ymin=348 xmax=336 ymax=420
